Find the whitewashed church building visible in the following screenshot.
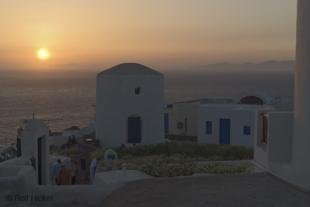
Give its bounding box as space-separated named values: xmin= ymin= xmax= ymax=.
xmin=96 ymin=63 xmax=165 ymax=147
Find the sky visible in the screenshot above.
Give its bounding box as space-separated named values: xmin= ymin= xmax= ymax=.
xmin=0 ymin=0 xmax=297 ymax=72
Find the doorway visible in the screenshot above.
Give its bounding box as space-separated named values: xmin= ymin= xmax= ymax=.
xmin=219 ymin=119 xmax=231 ymax=144
xmin=128 ymin=116 xmax=142 ymax=144
xmin=37 ymin=136 xmax=47 ymax=185
xmin=37 ymin=137 xmax=43 ymax=185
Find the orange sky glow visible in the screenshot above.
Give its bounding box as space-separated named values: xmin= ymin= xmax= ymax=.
xmin=0 ymin=0 xmax=297 ymax=71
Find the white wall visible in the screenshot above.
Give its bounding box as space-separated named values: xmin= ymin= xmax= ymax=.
xmin=197 ymin=105 xmax=257 ymax=147
xmin=96 ymin=74 xmax=164 ymax=147
xmin=292 ymin=0 xmax=310 ymax=190
xmin=253 ymin=113 xmax=269 ymax=168
xmin=20 ymin=120 xmax=50 ymax=185
xmin=0 ymin=158 xmax=37 ymax=195
xmin=255 ymin=0 xmax=310 ymax=191
xmin=268 ymin=112 xmax=293 ymax=164
xmin=254 ymin=112 xmax=294 ymax=186
xmin=254 ymin=112 xmax=293 ymax=167
xmin=169 ymin=102 xmax=199 ymax=137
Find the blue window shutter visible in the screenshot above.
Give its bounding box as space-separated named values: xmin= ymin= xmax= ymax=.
xmin=164 ymin=113 xmax=169 ymax=134
xmin=243 ymin=126 xmax=251 ymax=135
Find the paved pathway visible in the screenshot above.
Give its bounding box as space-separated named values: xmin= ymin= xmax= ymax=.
xmin=1 ymin=170 xmax=149 ymax=207
xmin=102 ymin=173 xmax=310 ymax=207
xmin=2 ymin=173 xmax=309 ymax=206
xmin=1 ymin=184 xmax=123 ymax=207
xmin=95 ymin=170 xmax=152 ymax=185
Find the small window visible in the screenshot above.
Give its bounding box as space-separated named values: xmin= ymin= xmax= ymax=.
xmin=261 ymin=114 xmax=268 ymax=144
xmin=205 ymin=121 xmax=212 ymax=134
xmin=135 ymin=87 xmax=141 ymax=95
xmin=177 ymin=122 xmax=184 ymax=129
xmin=243 ymin=126 xmax=251 ymax=135
xmin=184 ymin=118 xmax=188 ymax=133
xmin=164 ymin=113 xmax=169 ymax=134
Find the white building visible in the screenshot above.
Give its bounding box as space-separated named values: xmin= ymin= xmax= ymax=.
xmin=166 ymin=101 xmax=200 ymax=138
xmin=166 ymin=98 xmax=273 ymax=147
xmin=96 ymin=63 xmax=165 ymax=148
xmin=166 ymin=98 xmax=235 ymax=137
xmin=197 ymin=104 xmax=272 ymax=147
xmin=254 ymin=0 xmax=310 ymax=191
xmin=0 ymin=119 xmax=50 ymax=194
xmin=19 ymin=119 xmax=50 ymax=185
xmin=62 ymin=126 xmax=81 ymax=139
xmin=49 ymin=122 xmax=96 ymax=147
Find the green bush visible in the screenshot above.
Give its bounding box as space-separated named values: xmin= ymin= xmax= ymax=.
xmin=116 ymin=142 xmax=253 ymax=161
xmin=126 ymin=154 xmax=195 ymax=177
xmin=123 ymin=154 xmax=250 ymax=177
xmin=90 ymin=149 xmax=106 ymax=160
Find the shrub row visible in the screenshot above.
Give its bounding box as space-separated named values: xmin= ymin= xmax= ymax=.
xmin=116 ymin=142 xmax=253 ymax=161
xmin=123 ymin=154 xmax=250 ymax=177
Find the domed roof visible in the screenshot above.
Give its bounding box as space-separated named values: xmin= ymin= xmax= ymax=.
xmin=238 ymin=92 xmax=274 ymax=105
xmin=98 ymin=63 xmax=162 ymax=76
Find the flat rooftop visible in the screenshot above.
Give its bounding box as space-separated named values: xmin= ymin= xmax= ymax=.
xmin=199 ymin=103 xmax=274 ymax=111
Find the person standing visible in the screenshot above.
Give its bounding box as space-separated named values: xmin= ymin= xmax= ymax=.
xmin=70 ymin=160 xmax=78 ymax=185
xmin=50 ymin=159 xmax=61 ymax=185
xmin=49 ymin=162 xmax=54 ymax=185
xmin=89 ymin=158 xmax=97 ymax=183
xmin=58 ymin=164 xmax=72 ymax=185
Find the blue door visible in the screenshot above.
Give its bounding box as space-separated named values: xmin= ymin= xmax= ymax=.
xmin=128 ymin=116 xmax=142 ymax=143
xmin=164 ymin=113 xmax=169 ymax=135
xmin=219 ymin=119 xmax=231 ymax=144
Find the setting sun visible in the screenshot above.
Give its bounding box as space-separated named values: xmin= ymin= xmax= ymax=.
xmin=37 ymin=48 xmax=50 ymax=60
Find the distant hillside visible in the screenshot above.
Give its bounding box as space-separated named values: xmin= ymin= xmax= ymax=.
xmin=0 ymin=60 xmax=294 ymax=80
xmin=166 ymin=60 xmax=295 ymax=74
